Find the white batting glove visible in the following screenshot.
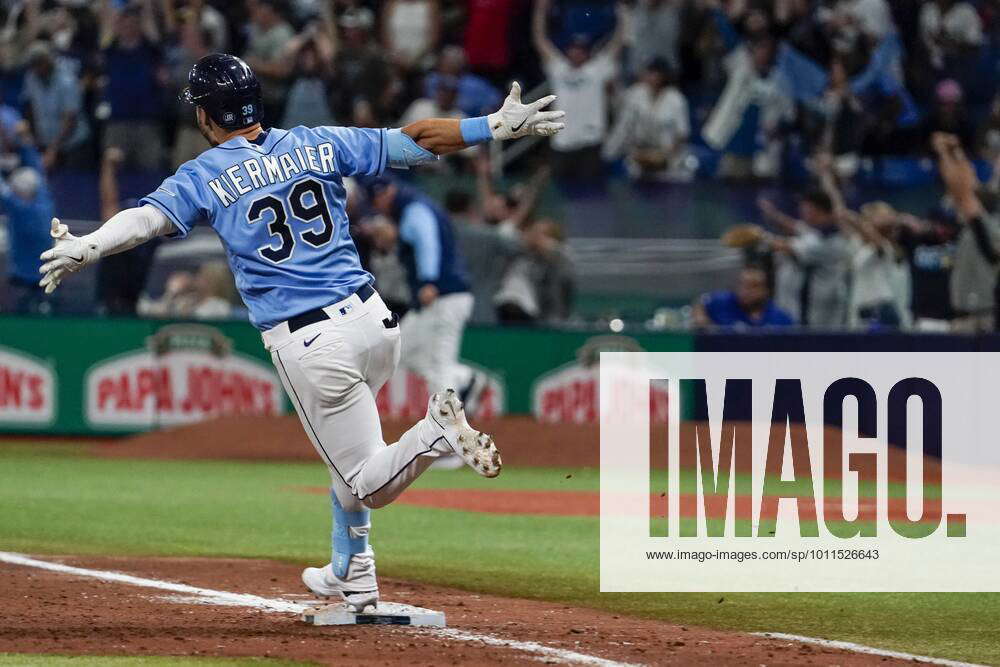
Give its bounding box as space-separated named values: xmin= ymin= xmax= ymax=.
xmin=38 ymin=217 xmax=100 ymax=294
xmin=487 ymin=82 xmax=566 ymax=140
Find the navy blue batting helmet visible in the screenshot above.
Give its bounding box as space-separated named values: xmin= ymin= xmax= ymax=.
xmin=181 ymin=53 xmax=262 ymax=130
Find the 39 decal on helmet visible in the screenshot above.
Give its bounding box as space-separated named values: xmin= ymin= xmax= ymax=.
xmin=181 ymin=53 xmax=263 ymax=130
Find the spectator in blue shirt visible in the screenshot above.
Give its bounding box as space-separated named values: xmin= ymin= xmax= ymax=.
xmin=1 ymin=145 xmax=54 ymax=313
xmin=693 ymin=265 xmax=794 ymax=329
xmin=99 ymin=2 xmax=166 ymax=170
xmin=21 ymin=41 xmax=88 ymax=170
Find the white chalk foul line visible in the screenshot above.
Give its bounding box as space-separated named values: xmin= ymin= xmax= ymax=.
xmin=432 ymin=628 xmax=641 ymax=667
xmin=0 ymin=552 xmax=637 ymax=667
xmin=0 ymin=551 xmax=302 ymax=613
xmin=753 ymin=632 xmax=986 ymax=667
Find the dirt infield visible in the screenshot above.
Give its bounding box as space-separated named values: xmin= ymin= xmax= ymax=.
xmin=0 ymin=554 xmax=916 ymax=666
xmin=53 ymin=416 xmax=945 ymax=664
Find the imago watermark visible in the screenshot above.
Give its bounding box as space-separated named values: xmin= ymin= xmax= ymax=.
xmin=599 ymin=353 xmax=1000 ymax=592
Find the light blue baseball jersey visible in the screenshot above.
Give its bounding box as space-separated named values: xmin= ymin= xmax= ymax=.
xmin=140 ymin=125 xmax=387 ymax=331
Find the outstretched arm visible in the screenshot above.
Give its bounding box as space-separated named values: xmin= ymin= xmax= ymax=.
xmin=933 ymin=131 xmax=984 ymax=220
xmin=932 ymin=132 xmax=999 ymax=264
xmin=756 ymin=196 xmax=801 ymax=235
xmin=532 ymin=0 xmax=562 ymax=63
xmin=399 ymin=118 xmax=467 ymax=156
xmin=814 ymin=153 xmax=882 ymax=246
xmin=814 ymin=153 xmax=848 ymax=216
xmin=391 ymin=82 xmax=565 ymax=165
xmin=38 ymin=206 xmax=175 ymax=294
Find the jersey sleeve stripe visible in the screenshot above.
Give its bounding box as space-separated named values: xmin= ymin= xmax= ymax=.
xmin=378 ymin=128 xmax=387 ymax=175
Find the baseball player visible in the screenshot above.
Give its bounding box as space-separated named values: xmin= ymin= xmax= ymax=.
xmin=369 ymin=177 xmax=477 ymax=468
xmin=37 ymin=54 xmax=565 ymax=611
xmin=368 ymin=177 xmax=481 ymax=407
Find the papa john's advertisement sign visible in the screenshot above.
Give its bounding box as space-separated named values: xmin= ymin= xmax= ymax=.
xmin=533 ymin=336 xmax=668 ymax=424
xmin=376 ymin=363 xmax=505 ymax=420
xmin=0 ymin=346 xmax=56 ymax=426
xmin=85 ymin=324 xmax=284 ymax=429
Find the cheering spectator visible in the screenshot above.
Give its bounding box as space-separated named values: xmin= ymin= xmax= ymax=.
xmin=44 ymin=3 xmax=101 ymax=69
xmin=759 ymin=191 xmax=852 ymax=328
xmin=281 ymin=26 xmax=338 ymax=128
xmin=603 ymin=57 xmax=691 ymax=182
xmin=801 ymin=57 xmax=865 ymax=177
xmin=382 ymin=0 xmax=440 ymax=72
xmin=475 ymin=152 xmax=546 ymax=238
xmin=168 ymin=16 xmax=213 ymax=168
xmin=530 ymin=219 xmax=575 ymax=324
xmin=849 ymin=202 xmax=913 ymax=328
xmin=446 ymin=188 xmax=522 ymax=325
xmin=99 ymin=1 xmax=166 ymax=170
xmin=692 ymin=265 xmax=794 ymax=329
xmin=815 ymin=155 xmax=909 ymax=328
xmin=242 ymin=0 xmax=296 ymax=121
xmin=495 ymin=219 xmax=575 ymax=326
xmin=703 ymin=36 xmax=793 ymax=180
xmin=533 ymin=0 xmax=626 ymax=188
xmin=932 ymin=132 xmax=1000 ymax=332
xmin=21 ymin=41 xmax=88 ymax=170
xmin=627 ymin=0 xmax=682 ymax=76
xmin=896 ymin=206 xmax=960 ymax=331
xmin=163 ymin=0 xmax=229 ymax=53
xmin=334 ymin=7 xmax=396 ymax=123
xmin=0 ymin=143 xmax=54 ymax=314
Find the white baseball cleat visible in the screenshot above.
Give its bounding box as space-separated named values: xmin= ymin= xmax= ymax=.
xmin=429 ymin=454 xmax=465 ymax=470
xmin=301 ymin=550 xmax=379 ymax=612
xmin=428 ymin=389 xmax=502 ymax=478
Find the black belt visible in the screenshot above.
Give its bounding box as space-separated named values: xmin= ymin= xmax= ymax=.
xmin=287 ymin=283 xmax=375 ymax=333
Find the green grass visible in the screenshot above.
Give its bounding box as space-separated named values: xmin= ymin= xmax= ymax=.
xmin=0 ymin=655 xmax=308 ymax=666
xmin=0 ymin=443 xmax=996 ymax=665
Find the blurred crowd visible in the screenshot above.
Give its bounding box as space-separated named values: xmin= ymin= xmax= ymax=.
xmin=699 ymin=133 xmax=1000 ymax=332
xmin=2 ymin=0 xmax=999 ymax=180
xmin=349 ymin=151 xmax=575 ymax=327
xmin=533 ymin=0 xmax=1000 ymax=184
xmin=3 ymin=0 xmax=1000 ymax=330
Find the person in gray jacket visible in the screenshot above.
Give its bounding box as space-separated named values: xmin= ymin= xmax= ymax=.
xmin=932 ymin=132 xmax=1000 ymax=332
xmin=759 ymin=190 xmax=852 ymax=328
